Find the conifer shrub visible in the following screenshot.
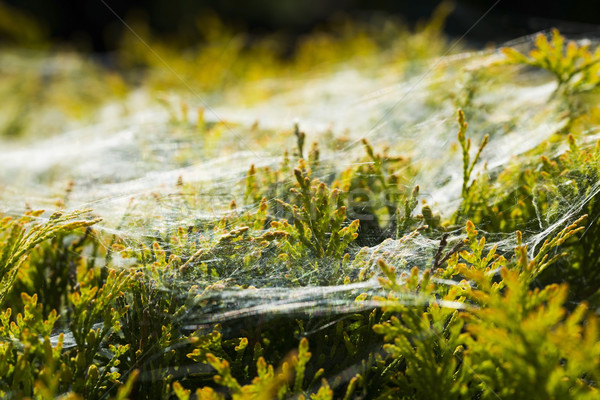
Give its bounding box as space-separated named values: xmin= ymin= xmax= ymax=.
xmin=1 ymin=22 xmax=600 ymax=400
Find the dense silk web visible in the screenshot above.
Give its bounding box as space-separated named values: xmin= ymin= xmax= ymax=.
xmin=1 ymin=31 xmax=599 ymax=394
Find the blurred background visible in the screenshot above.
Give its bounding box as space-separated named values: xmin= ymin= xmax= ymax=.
xmin=0 ymin=0 xmax=598 ymax=142
xmin=0 ymin=0 xmax=598 ymax=240
xmin=1 ymin=0 xmax=599 ymax=52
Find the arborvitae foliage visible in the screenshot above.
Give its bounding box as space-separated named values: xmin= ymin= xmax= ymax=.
xmin=502 ymin=28 xmax=600 ymax=130
xmin=502 ymin=29 xmax=600 ymax=96
xmin=0 ymin=209 xmax=100 ymax=309
xmin=2 ymin=28 xmax=600 ymax=400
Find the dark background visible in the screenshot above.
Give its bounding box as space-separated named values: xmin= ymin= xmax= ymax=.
xmin=3 ymin=0 xmax=600 ymax=51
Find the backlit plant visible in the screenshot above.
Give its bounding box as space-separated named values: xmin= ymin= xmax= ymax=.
xmin=1 ymin=21 xmax=600 ymax=400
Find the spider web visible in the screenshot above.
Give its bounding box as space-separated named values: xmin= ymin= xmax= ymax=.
xmin=1 ymin=34 xmax=598 ymax=366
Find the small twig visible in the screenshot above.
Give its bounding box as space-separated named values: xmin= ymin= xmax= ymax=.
xmin=432 ymin=234 xmax=465 ymax=269
xmin=432 ymin=233 xmax=449 ymax=268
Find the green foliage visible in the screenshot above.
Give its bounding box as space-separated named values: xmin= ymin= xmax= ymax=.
xmin=3 ymin=24 xmax=600 ymax=400
xmin=457 ymin=218 xmax=599 ymax=400
xmin=342 ymin=139 xmax=415 ymax=243
xmin=272 ymin=163 xmax=359 ymax=260
xmin=372 ymin=216 xmax=598 ymax=399
xmin=533 ymin=136 xmax=600 ymax=303
xmin=67 ymin=268 xmax=130 ymax=398
xmin=396 ymin=185 xmax=421 ymax=238
xmin=191 ymin=338 xmax=332 ymax=400
xmin=0 ymin=209 xmax=100 ymax=308
xmin=0 ymin=293 xmax=62 ymax=398
xmin=502 ymin=29 xmax=600 ymax=130
xmin=502 ymin=29 xmax=600 ymax=96
xmin=455 ymin=109 xmax=489 ymax=222
xmin=373 ymin=264 xmax=472 ymax=399
xmin=118 ymin=253 xmax=199 ymax=399
xmin=0 ymin=273 xmax=133 ymax=399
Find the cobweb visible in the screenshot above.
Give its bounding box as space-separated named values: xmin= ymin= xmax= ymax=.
xmin=2 ymin=33 xmax=598 ymax=353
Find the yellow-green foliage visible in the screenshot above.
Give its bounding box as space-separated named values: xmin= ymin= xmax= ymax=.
xmin=455 ymin=109 xmax=489 ymax=222
xmin=272 ymin=163 xmax=359 ymax=260
xmin=187 ymin=338 xmax=332 ymax=400
xmin=373 ymin=215 xmax=597 ymax=399
xmin=116 ymin=4 xmax=452 ymax=99
xmin=2 ymin=26 xmax=600 ymax=400
xmin=502 ymin=29 xmax=600 ymax=95
xmin=0 ymin=268 xmax=132 ymax=399
xmin=0 ymin=209 xmax=100 ymax=308
xmin=502 ymin=28 xmax=600 ymax=130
